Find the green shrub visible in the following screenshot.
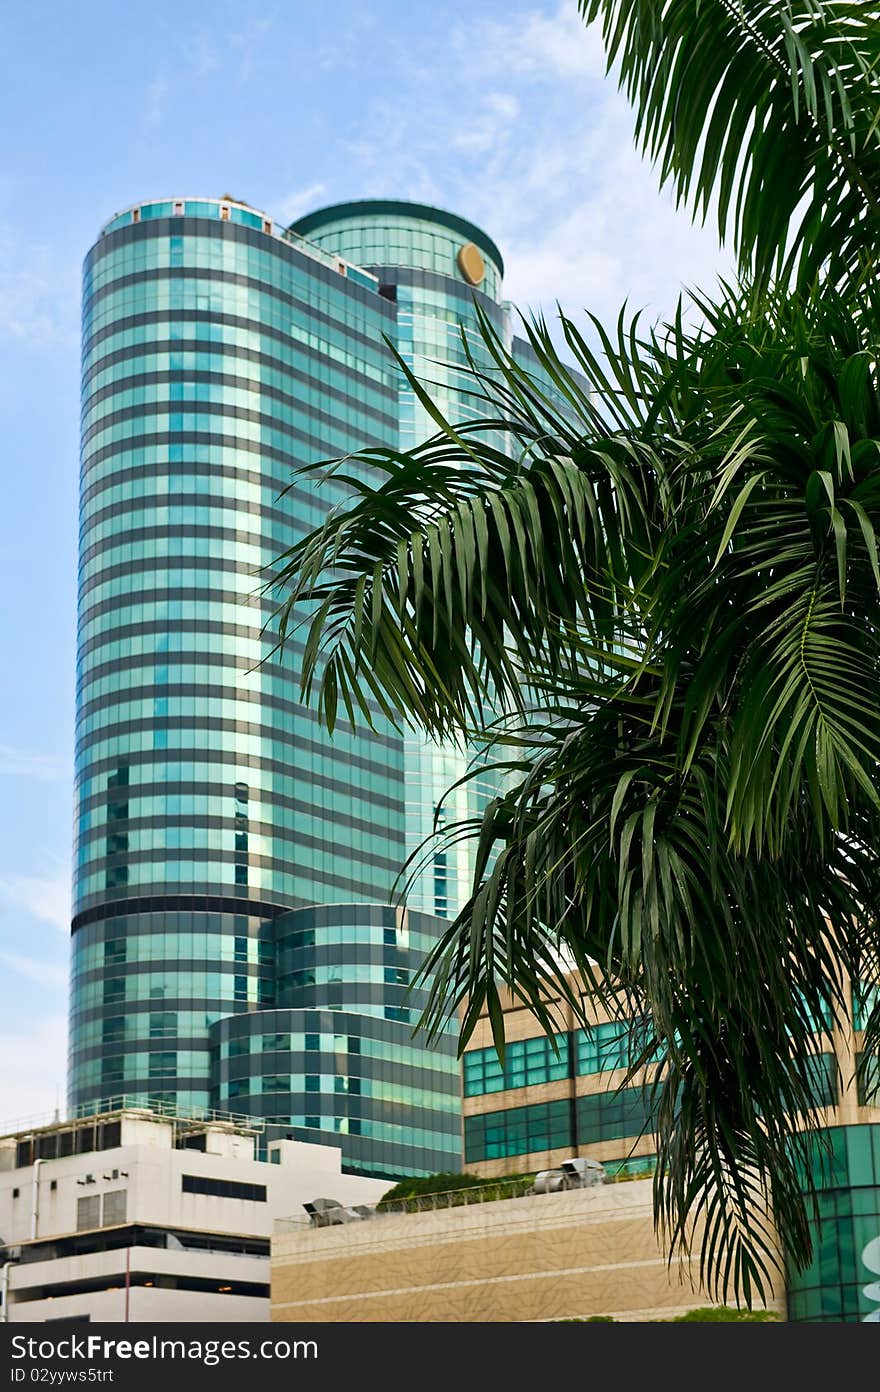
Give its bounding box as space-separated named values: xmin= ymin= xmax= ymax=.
xmin=670 ymin=1307 xmax=779 ymax=1322
xmin=377 ymin=1171 xmax=536 ymax=1212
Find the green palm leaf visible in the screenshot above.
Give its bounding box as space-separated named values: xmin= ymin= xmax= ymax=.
xmin=579 ymin=1 xmax=880 ymax=293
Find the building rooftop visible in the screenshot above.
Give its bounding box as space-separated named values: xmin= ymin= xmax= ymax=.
xmin=291 ymin=198 xmax=505 ymax=278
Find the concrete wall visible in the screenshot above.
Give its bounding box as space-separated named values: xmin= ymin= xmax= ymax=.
xmin=270 ymin=1180 xmax=787 ymax=1323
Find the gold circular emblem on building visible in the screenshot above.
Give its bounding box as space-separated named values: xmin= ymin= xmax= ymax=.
xmin=457 ymin=242 xmax=485 ymax=286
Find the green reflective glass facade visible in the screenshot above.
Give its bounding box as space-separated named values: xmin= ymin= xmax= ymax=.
xmin=71 ymin=196 xmax=546 ymax=1177
xmin=292 ymin=201 xmax=517 ymax=918
xmin=787 ymin=1124 xmax=880 ymax=1322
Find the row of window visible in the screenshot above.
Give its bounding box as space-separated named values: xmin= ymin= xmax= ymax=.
xmin=82 ymin=361 xmax=391 ymax=428
xmin=312 ymin=224 xmax=501 ymax=299
xmin=84 ymin=240 xmax=387 ymax=326
xmin=463 ymin=1091 xmax=659 ymax=1162
xmin=219 ymin=1031 xmax=453 ymax=1075
xmin=74 ymin=1053 xmax=210 ymax=1087
xmin=79 ymin=625 xmax=273 ymax=673
xmin=462 ymin=1023 xmax=665 ymax=1094
xmin=80 ymin=517 xmax=286 ymax=566
xmin=73 ymin=860 xmax=395 ymax=906
xmin=182 ymin=1173 xmax=266 ymax=1202
xmin=83 ymin=317 xmax=394 ymax=398
xmin=78 ymin=788 xmax=401 ymax=834
xmin=84 ymin=353 xmax=394 ymax=429
xmin=76 ymin=827 xmax=402 ymax=875
xmin=82 ymin=279 xmax=386 ymax=361
xmin=75 ymin=722 xmax=403 ymax=778
xmin=82 ymin=405 xmax=377 ymax=472
xmin=71 ymin=971 xmax=267 ymax=1007
xmin=69 ymin=995 xmax=416 ymax=1034
xmin=70 ymin=1088 xmax=213 ymax=1113
xmin=88 ymin=229 xmax=382 ymax=317
xmin=77 ymin=692 xmax=398 ymax=747
xmin=72 ymin=932 xmax=270 ymax=974
xmin=69 ymin=1010 xmax=219 ymax=1051
xmin=266 ymin=1114 xmax=461 ymax=1152
xmin=75 ymin=810 xmax=399 ymax=867
xmin=74 ymin=756 xmax=401 ymax=812
xmin=277 ymin=964 xmax=413 ymax=991
xmin=71 ymin=920 xmax=425 ymax=970
xmin=88 ymin=233 xmax=381 ymax=318
xmin=81 ymin=471 xmax=312 ymax=527
xmin=82 ymin=382 xmax=386 ymax=457
xmin=78 ymin=597 xmax=262 ymax=646
xmin=464 ymin=1059 xmax=842 ymax=1162
xmin=76 ymin=807 xmax=401 ymax=857
xmin=220 ymin=1074 xmax=456 ymax=1111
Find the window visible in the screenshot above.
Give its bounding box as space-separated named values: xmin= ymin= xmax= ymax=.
xmin=576 ymin=1088 xmax=657 ymax=1146
xmin=148 ymin=1052 xmax=176 ymax=1079
xmin=465 ymin=1099 xmax=573 ymax=1162
xmin=182 ymin=1174 xmax=266 ymax=1201
xmin=857 ymin=1052 xmax=880 ymax=1106
xmin=463 ymin=1033 xmax=569 ymax=1096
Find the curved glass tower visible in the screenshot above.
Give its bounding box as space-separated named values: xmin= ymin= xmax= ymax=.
xmin=71 ymin=196 xmax=550 ymax=1177
xmin=292 ymin=201 xmax=508 ymax=917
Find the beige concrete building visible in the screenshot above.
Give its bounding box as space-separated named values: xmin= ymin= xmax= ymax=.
xmin=270 ymin=1178 xmax=785 ymax=1322
xmin=271 ymin=970 xmax=880 ymax=1323
xmin=459 ymin=978 xmax=880 ymax=1182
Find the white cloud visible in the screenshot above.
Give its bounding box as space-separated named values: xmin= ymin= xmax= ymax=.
xmin=230 ymin=17 xmax=273 ymax=84
xmin=275 ymin=183 xmax=329 ymax=227
xmin=452 ymin=91 xmax=522 ymax=156
xmin=0 ymin=1013 xmax=67 ymax=1131
xmin=0 ymin=952 xmax=68 ymax=991
xmin=332 ymin=4 xmax=731 ymax=339
xmin=0 ymin=744 xmax=68 ymax=780
xmin=144 ymin=68 xmax=169 ymax=127
xmin=456 ymin=2 xmax=607 ymax=80
xmin=0 ymin=864 xmax=70 ymax=933
xmin=444 ymin=5 xmax=734 ymax=332
xmin=0 ymin=230 xmax=80 ymax=348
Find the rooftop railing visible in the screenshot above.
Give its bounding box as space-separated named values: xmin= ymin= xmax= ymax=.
xmin=2 ymin=1094 xmax=264 ymax=1139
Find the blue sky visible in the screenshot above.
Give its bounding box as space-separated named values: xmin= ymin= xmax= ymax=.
xmin=0 ymin=0 xmax=731 ymax=1125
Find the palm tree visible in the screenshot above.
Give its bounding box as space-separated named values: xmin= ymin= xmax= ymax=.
xmin=268 ymin=2 xmax=880 ymax=1302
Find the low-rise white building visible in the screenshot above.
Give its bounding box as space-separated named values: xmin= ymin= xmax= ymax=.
xmin=0 ymin=1106 xmax=387 ymax=1324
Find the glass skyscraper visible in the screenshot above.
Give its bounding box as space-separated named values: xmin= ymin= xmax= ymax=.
xmin=71 ymin=195 xmax=549 ymax=1178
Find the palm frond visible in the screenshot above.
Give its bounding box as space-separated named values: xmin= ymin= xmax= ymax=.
xmin=579 ymin=1 xmax=880 ymax=292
